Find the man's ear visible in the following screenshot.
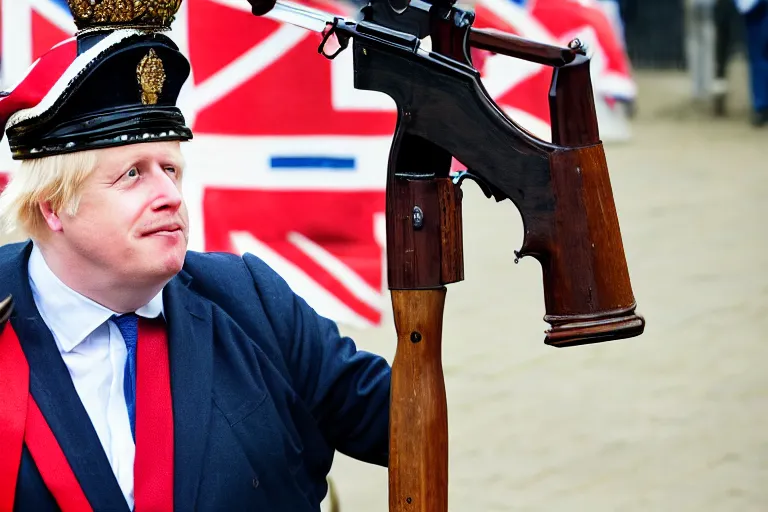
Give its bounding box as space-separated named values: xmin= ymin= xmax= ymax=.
xmin=38 ymin=201 xmax=63 ymax=232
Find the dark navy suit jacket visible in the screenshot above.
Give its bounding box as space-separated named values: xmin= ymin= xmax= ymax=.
xmin=1 ymin=241 xmax=391 ymax=511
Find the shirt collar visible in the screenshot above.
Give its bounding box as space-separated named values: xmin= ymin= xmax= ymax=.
xmin=28 ymin=243 xmax=165 ymax=353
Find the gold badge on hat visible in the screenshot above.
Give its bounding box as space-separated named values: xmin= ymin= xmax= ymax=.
xmin=136 ymin=49 xmax=166 ymax=105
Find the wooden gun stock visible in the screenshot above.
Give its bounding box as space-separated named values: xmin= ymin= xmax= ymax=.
xmin=539 ymin=141 xmax=643 ymax=346
xmin=469 ymin=29 xmax=644 ymax=346
xmin=541 ymin=56 xmax=643 ymax=346
xmin=345 ymin=8 xmax=645 ymax=512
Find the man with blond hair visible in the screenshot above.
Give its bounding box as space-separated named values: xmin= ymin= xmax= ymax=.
xmin=0 ymin=1 xmax=389 ymax=510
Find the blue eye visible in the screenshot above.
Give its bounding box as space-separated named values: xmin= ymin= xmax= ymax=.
xmin=126 ymin=168 xmax=139 ymax=178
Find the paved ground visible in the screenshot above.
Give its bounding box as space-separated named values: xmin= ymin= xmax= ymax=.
xmin=324 ymin=63 xmax=768 ymax=511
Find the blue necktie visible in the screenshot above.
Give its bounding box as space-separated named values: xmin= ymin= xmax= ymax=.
xmin=112 ymin=313 xmax=139 ymax=442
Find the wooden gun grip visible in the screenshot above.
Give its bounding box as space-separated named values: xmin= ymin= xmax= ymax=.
xmin=537 ymin=145 xmax=644 ymax=347
xmin=389 ymin=288 xmax=449 ymax=512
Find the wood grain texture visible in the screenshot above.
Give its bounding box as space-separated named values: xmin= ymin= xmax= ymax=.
xmin=437 ymin=178 xmax=464 ymax=285
xmin=389 ymin=288 xmax=449 ymax=512
xmin=542 ymin=55 xmax=644 ymax=346
xmin=385 ymin=136 xmax=464 ymax=289
xmin=383 ymin=128 xmax=461 ymax=511
xmin=548 ymin=55 xmax=600 ymax=146
xmin=543 ymin=146 xmax=644 ymax=346
xmin=387 ymin=177 xmax=444 ymax=289
xmin=469 ymin=28 xmax=579 ymax=67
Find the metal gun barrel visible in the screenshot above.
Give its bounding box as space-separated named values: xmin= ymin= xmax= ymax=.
xmin=262 ymin=0 xmax=583 ymax=69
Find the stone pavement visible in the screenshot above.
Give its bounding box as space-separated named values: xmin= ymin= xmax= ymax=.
xmin=324 ymin=67 xmax=768 ymax=511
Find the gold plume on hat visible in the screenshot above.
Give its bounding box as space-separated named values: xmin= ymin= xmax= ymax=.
xmin=68 ymin=0 xmax=183 ymax=32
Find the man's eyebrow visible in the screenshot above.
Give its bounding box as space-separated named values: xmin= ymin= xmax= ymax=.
xmin=164 ymin=153 xmax=186 ymax=169
xmin=128 ymin=152 xmax=186 ymax=170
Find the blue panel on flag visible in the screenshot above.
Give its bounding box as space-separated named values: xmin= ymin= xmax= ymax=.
xmin=270 ymin=156 xmax=356 ymax=170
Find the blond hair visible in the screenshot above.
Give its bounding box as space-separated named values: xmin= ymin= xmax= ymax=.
xmin=0 ymin=150 xmax=99 ymax=240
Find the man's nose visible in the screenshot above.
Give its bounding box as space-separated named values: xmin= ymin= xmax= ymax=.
xmin=148 ymin=167 xmax=183 ymax=211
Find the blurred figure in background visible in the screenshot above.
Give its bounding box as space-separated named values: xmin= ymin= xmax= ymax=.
xmin=736 ymin=0 xmax=768 ymax=126
xmin=713 ymin=0 xmax=739 ymax=116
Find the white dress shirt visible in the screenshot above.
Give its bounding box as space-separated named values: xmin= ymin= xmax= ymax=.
xmin=28 ymin=244 xmax=164 ymax=510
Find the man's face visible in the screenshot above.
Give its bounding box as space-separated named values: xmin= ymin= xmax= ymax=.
xmin=54 ymin=141 xmax=189 ymax=286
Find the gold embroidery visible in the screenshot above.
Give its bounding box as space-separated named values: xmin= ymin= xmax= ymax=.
xmin=136 ymin=49 xmax=166 ymax=105
xmin=67 ymin=0 xmax=182 ymax=31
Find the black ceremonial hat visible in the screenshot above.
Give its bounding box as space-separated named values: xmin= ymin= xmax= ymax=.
xmin=0 ymin=0 xmax=192 ymax=160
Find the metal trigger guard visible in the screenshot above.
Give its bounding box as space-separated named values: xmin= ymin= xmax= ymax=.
xmin=318 ymin=18 xmax=350 ymax=59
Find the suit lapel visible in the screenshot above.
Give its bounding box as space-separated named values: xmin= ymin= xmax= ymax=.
xmin=0 ymin=242 xmax=216 ymax=511
xmin=0 ymin=241 xmax=129 ymax=511
xmin=163 ymin=274 xmax=214 ymax=512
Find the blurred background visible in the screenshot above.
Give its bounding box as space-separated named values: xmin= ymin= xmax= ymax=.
xmin=1 ymin=0 xmax=766 ymax=510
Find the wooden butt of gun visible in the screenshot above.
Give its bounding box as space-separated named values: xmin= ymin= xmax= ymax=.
xmin=529 ymin=144 xmax=645 ymax=348
xmin=544 ymin=303 xmax=645 ymax=347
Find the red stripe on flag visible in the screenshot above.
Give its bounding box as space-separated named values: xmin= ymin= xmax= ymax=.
xmin=264 ymin=241 xmax=382 ymax=324
xmin=31 ymin=11 xmax=73 ymax=63
xmin=202 ymin=188 xmax=384 ymax=325
xmin=188 ymin=0 xmax=287 ymax=84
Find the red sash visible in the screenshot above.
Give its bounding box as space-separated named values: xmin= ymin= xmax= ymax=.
xmin=0 ymin=316 xmax=174 ymax=512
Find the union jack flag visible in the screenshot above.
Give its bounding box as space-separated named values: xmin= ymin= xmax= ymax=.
xmin=1 ymin=0 xmax=396 ymax=328
xmin=0 ymin=0 xmax=634 ymax=328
